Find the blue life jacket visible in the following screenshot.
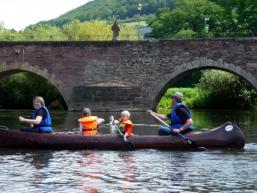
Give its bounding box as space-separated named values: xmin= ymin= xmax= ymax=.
xmin=32 ymin=107 xmax=53 ymax=132
xmin=169 ymin=103 xmax=193 ymax=130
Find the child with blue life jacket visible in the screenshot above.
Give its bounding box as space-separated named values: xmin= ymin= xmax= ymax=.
xmin=148 ymin=92 xmax=193 ymax=135
xmin=19 ymin=96 xmax=53 ymax=133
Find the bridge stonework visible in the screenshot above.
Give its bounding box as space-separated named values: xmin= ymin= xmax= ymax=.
xmin=0 ymin=39 xmax=257 ymax=111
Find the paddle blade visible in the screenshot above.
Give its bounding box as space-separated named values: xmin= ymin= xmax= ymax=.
xmin=187 ymin=139 xmax=206 ymax=151
xmin=127 ymin=141 xmax=136 ymax=151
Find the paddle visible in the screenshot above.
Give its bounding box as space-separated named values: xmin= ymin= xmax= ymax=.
xmin=149 ymin=112 xmax=206 ymax=151
xmin=109 ymin=116 xmax=135 ymax=150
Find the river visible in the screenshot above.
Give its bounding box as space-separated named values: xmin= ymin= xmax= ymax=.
xmin=0 ymin=110 xmax=256 ymax=193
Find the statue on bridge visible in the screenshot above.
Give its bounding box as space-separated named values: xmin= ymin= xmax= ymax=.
xmin=111 ymin=20 xmax=120 ymax=41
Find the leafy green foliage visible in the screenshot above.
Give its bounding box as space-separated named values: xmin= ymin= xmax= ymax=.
xmin=149 ymin=0 xmax=224 ymax=38
xmin=197 ymin=70 xmax=257 ymax=109
xmin=34 ymin=0 xmax=175 ymax=27
xmin=158 ymin=70 xmax=257 ymax=111
xmin=158 ymin=87 xmax=210 ymax=113
xmin=210 ymin=0 xmax=257 ymax=37
xmin=22 ymin=25 xmax=67 ymax=41
xmin=63 ymin=20 xmax=138 ymax=40
xmin=149 ymin=0 xmax=257 ymax=38
xmin=0 ymin=72 xmax=66 ymax=109
xmin=0 ymin=20 xmax=138 ymax=41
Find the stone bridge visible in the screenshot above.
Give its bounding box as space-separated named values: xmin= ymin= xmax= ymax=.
xmin=0 ymin=39 xmax=257 ymax=111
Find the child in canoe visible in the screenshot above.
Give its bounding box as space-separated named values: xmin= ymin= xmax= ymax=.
xmin=114 ymin=111 xmax=134 ymax=138
xmin=78 ymin=108 xmax=104 ymax=135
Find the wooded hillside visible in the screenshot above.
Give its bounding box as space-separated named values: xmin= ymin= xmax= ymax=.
xmin=34 ymin=0 xmax=175 ymax=27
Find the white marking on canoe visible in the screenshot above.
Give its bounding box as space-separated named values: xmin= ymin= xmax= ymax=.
xmin=225 ymin=125 xmax=234 ymax=132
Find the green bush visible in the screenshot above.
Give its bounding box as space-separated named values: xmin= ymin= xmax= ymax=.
xmin=197 ymin=70 xmax=257 ymax=109
xmin=157 ymin=87 xmax=211 ymax=112
xmin=0 ymin=72 xmax=66 ymax=109
xmin=158 ymin=70 xmax=257 ymax=112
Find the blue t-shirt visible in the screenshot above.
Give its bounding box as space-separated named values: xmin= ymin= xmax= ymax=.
xmin=167 ymin=106 xmax=191 ymax=122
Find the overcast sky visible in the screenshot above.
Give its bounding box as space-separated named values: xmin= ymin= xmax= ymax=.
xmin=0 ymin=0 xmax=92 ymax=31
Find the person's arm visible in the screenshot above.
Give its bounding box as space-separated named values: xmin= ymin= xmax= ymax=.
xmin=124 ymin=125 xmax=133 ymax=136
xmin=123 ymin=124 xmax=133 ymax=141
xmin=173 ymin=107 xmax=193 ymax=133
xmin=147 ymin=110 xmax=168 ymax=120
xmin=19 ymin=108 xmax=45 ymax=126
xmin=173 ymin=119 xmax=193 ymax=133
xmin=19 ymin=115 xmax=43 ymax=126
xmin=97 ymin=118 xmax=105 ymax=125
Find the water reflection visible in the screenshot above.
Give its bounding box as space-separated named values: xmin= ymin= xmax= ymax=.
xmin=24 ymin=151 xmax=55 ymax=192
xmin=28 ymin=150 xmax=53 ymax=169
xmin=0 ymin=147 xmax=257 ymax=192
xmin=0 ymin=109 xmax=255 ymax=192
xmin=118 ymin=152 xmax=136 ymax=193
xmin=75 ymin=151 xmax=100 ymax=193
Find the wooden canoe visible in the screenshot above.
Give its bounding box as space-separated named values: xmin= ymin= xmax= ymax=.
xmin=0 ymin=122 xmax=245 ymax=150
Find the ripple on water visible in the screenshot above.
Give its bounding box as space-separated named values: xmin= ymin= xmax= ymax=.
xmin=244 ymin=143 xmax=257 ymax=151
xmin=0 ymin=148 xmax=257 ymax=193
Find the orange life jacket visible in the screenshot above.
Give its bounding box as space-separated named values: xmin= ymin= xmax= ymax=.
xmin=78 ymin=116 xmax=98 ymax=135
xmin=119 ymin=119 xmax=134 ymax=136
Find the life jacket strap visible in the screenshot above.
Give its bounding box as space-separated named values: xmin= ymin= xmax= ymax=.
xmin=84 ymin=128 xmax=97 ymax=131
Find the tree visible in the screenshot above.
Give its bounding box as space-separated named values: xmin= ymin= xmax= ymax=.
xmin=31 ymin=0 xmax=175 ymax=28
xmin=22 ymin=25 xmax=67 ymax=41
xmin=63 ymin=20 xmax=138 ymax=41
xmin=0 ymin=72 xmax=66 ymax=109
xmin=210 ymin=0 xmax=257 ymax=36
xmin=149 ymin=0 xmax=224 ymax=39
xmin=197 ymin=70 xmax=257 ymax=109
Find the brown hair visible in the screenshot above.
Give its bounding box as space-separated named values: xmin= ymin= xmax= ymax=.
xmin=33 ymin=96 xmax=45 ymax=106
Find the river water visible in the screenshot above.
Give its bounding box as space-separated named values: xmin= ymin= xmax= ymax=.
xmin=0 ymin=110 xmax=256 ymax=193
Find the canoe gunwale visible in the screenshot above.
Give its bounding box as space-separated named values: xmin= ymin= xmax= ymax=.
xmin=0 ymin=122 xmax=245 ymax=150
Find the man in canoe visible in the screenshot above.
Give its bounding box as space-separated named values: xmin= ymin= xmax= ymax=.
xmin=148 ymin=92 xmax=193 ymax=135
xmin=19 ymin=96 xmax=53 ymax=133
xmin=78 ymin=108 xmax=104 ymax=135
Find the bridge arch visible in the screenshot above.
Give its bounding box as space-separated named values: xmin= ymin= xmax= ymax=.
xmin=151 ymin=58 xmax=257 ymax=110
xmin=0 ymin=62 xmax=68 ymax=109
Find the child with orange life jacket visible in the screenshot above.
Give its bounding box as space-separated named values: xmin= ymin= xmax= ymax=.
xmin=114 ymin=111 xmax=134 ymax=138
xmin=78 ymin=108 xmax=104 ymax=135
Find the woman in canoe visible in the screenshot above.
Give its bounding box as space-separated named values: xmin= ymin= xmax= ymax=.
xmin=148 ymin=92 xmax=193 ymax=135
xmin=78 ymin=108 xmax=104 ymax=135
xmin=19 ymin=96 xmax=53 ymax=133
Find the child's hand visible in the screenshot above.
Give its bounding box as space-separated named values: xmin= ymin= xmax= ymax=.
xmin=97 ymin=118 xmax=105 ymax=125
xmin=19 ymin=116 xmax=25 ymax=122
xmin=113 ymin=120 xmax=119 ymax=125
xmin=123 ymin=133 xmax=128 ymax=142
